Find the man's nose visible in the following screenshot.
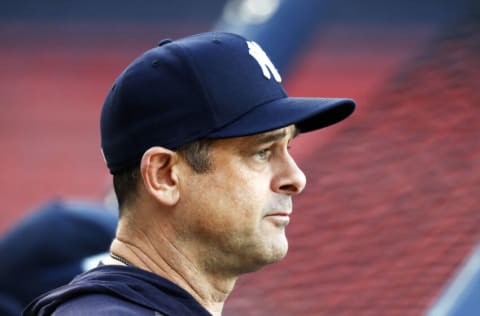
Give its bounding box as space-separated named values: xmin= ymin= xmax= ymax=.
xmin=272 ymin=154 xmax=307 ymax=196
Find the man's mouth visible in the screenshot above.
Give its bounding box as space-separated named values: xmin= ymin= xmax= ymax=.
xmin=265 ymin=212 xmax=291 ymax=226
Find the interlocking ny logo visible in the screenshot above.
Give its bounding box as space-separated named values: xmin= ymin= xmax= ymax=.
xmin=247 ymin=41 xmax=282 ymax=83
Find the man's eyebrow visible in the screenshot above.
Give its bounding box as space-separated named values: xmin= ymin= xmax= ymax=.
xmin=253 ymin=126 xmax=299 ymax=145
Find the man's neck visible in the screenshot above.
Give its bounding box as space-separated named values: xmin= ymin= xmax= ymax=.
xmin=109 ymin=226 xmax=236 ymax=316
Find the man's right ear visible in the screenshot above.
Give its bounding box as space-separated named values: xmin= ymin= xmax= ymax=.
xmin=140 ymin=147 xmax=180 ymax=206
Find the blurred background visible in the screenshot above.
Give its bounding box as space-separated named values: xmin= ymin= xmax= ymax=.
xmin=1 ymin=0 xmax=479 ymax=315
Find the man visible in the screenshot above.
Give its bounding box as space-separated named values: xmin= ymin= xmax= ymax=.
xmin=24 ymin=32 xmax=355 ymax=316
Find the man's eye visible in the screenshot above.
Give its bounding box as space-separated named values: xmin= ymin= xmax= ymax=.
xmin=256 ymin=149 xmax=270 ymax=160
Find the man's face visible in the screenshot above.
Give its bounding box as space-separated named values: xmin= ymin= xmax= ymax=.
xmin=175 ymin=125 xmax=306 ymax=276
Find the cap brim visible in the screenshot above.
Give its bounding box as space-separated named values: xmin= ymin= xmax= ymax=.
xmin=207 ymin=97 xmax=355 ymax=138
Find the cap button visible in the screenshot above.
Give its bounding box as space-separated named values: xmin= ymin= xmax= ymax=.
xmin=158 ymin=39 xmax=172 ymax=46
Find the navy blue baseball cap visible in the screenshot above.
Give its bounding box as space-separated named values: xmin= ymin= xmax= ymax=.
xmin=101 ymin=32 xmax=355 ymax=173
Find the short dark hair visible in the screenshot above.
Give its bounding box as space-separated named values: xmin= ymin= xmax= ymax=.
xmin=113 ymin=139 xmax=213 ymax=214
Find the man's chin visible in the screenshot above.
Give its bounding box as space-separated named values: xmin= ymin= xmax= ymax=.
xmin=250 ymin=250 xmax=288 ymax=274
xmin=231 ymin=234 xmax=289 ymax=274
xmin=256 ymin=238 xmax=289 ymax=267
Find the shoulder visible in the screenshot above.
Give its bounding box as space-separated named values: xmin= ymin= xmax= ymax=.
xmin=52 ymin=293 xmax=159 ymax=316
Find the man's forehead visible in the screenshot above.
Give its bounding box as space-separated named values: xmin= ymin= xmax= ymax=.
xmin=248 ymin=125 xmax=298 ymax=144
xmin=209 ymin=125 xmax=298 ymax=148
xmin=258 ymin=125 xmax=298 ymax=138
